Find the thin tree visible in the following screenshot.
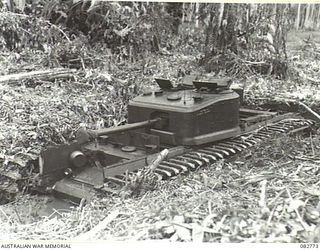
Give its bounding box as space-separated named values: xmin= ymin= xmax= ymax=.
xmin=295 ymin=3 xmax=301 ymax=29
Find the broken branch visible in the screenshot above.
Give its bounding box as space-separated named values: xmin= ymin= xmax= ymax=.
xmin=0 ymin=68 xmax=76 ymax=84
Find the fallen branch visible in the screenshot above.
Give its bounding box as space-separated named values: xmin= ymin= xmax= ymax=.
xmin=148 ymin=149 xmax=169 ymax=172
xmin=73 ymin=209 xmax=120 ymax=241
xmin=247 ymin=96 xmax=320 ymax=123
xmin=131 ymin=149 xmax=169 ymax=183
xmin=0 ymin=68 xmax=76 ymax=84
xmin=120 ymin=149 xmax=169 ymax=196
xmin=292 ymin=155 xmax=320 ymax=163
xmin=298 ymin=101 xmax=320 ymax=123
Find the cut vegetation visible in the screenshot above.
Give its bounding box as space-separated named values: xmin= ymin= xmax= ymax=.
xmin=0 ymin=1 xmax=320 ymax=243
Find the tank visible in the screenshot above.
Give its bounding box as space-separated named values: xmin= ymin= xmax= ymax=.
xmin=40 ymin=77 xmax=298 ymax=202
xmin=35 ymin=76 xmax=314 ymax=203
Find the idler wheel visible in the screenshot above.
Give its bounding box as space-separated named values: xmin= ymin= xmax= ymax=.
xmin=70 ymin=151 xmax=87 ymax=168
xmin=121 ymin=146 xmax=137 ymax=152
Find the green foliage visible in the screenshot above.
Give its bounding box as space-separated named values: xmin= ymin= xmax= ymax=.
xmin=0 ymin=1 xmax=182 ymax=62
xmin=202 ymin=4 xmax=290 ymax=79
xmin=62 ymin=1 xmax=180 ymax=58
xmin=0 ymin=9 xmax=68 ymax=51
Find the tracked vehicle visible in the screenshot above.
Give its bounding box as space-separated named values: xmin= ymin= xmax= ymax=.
xmin=37 ymin=77 xmax=315 ymax=202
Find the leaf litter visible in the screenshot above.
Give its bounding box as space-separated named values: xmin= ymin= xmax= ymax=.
xmin=0 ymin=35 xmax=320 ymax=242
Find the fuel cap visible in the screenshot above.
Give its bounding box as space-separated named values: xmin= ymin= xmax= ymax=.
xmin=121 ymin=146 xmax=137 ymax=152
xmin=167 ymin=94 xmax=181 ymax=101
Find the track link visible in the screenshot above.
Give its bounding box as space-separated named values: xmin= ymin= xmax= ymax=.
xmin=104 ymin=119 xmax=314 ymax=188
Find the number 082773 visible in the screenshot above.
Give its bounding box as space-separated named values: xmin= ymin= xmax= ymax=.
xmin=300 ymin=244 xmax=319 ymax=248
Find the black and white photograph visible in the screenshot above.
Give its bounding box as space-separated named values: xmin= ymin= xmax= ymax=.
xmin=0 ymin=0 xmax=320 ymax=246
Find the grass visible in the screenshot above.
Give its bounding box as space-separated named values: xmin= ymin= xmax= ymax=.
xmin=0 ymin=30 xmax=320 ymax=242
xmin=287 ymin=30 xmax=320 ymax=51
xmin=1 ymin=135 xmax=320 ymax=242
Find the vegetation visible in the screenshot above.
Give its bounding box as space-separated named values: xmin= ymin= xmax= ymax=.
xmin=0 ymin=0 xmax=320 ymax=243
xmin=1 ymin=1 xmax=320 ymax=78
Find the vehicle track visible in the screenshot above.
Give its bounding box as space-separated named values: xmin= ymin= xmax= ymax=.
xmin=102 ymin=118 xmax=314 ymax=193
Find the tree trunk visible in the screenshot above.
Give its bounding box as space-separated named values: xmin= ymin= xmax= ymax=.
xmin=182 ymin=2 xmax=185 ymax=23
xmin=295 ymin=4 xmax=301 ymax=30
xmin=309 ymin=4 xmax=314 ymax=27
xmin=195 ymin=2 xmax=199 ymax=28
xmin=317 ymin=6 xmax=320 ymax=29
xmin=304 ymin=4 xmax=311 ymax=29
xmin=272 ymin=3 xmax=277 ymax=20
xmin=2 ymin=0 xmax=13 ymax=11
xmin=218 ymin=3 xmax=224 ymax=28
xmin=310 ymin=4 xmax=317 ymax=29
xmin=188 ymin=3 xmax=193 ymax=23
